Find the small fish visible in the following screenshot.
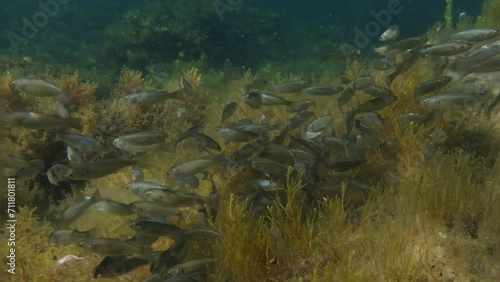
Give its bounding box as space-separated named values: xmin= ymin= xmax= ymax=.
xmin=168 ymin=154 xmax=226 ymax=177
xmin=450 ymin=28 xmax=499 ymax=42
xmin=460 ymin=57 xmax=500 ymax=78
xmin=66 ymin=145 xmax=101 ymax=165
xmin=55 ymin=133 xmax=105 ymax=154
xmin=126 ymin=181 xmax=169 ymax=195
xmin=338 ymin=88 xmax=355 ymax=114
xmin=451 ymin=40 xmax=500 ymax=70
xmin=349 ymin=76 xmax=374 ymax=90
xmin=50 ymin=228 xmax=96 ymax=245
xmin=244 ymin=79 xmax=268 ymax=91
xmin=221 ymin=102 xmax=237 ymax=125
xmin=176 ymin=133 xmax=222 ymax=152
xmin=93 ymin=255 xmax=148 ymax=278
xmin=413 ymin=76 xmax=452 ymax=98
xmin=113 ymin=131 xmax=167 ymax=154
xmin=53 ymin=189 xmax=103 ymax=228
xmin=362 ymin=86 xmax=395 ymax=99
xmin=380 ymin=25 xmax=399 ymax=41
xmin=243 ymin=92 xmax=291 ymax=108
xmin=250 ymin=158 xmax=288 ymax=177
xmin=185 ymin=227 xmax=221 ymax=243
xmin=4 ymin=112 xmax=82 ymax=130
xmin=47 ymin=164 xmax=70 ymax=186
xmin=93 ymin=199 xmax=135 ymax=216
xmin=124 ymin=91 xmax=181 ymax=105
xmin=420 ymin=42 xmax=473 ymax=56
xmin=286 ymin=111 xmax=315 ymax=130
xmin=66 ymin=157 xmax=137 ymax=180
xmin=215 ymin=126 xmax=258 ymax=142
xmin=11 ymin=78 xmax=64 ymax=97
xmin=129 ymin=219 xmax=186 ymax=239
xmin=387 ymin=45 xmax=424 ymax=86
xmin=274 ymin=80 xmax=309 ymax=94
xmin=77 ymin=238 xmax=151 ymax=258
xmin=287 ymin=100 xmax=315 ymax=112
xmin=420 ymin=93 xmax=480 ymax=110
xmin=301 ymin=85 xmax=343 ymax=96
xmin=346 ymin=96 xmax=396 ymax=134
xmin=390 ymin=36 xmax=428 ymax=51
xmin=165 ymin=257 xmax=215 ymax=277
xmin=307 ymin=113 xmax=333 ymax=132
xmin=236 ymin=123 xmax=279 ymax=134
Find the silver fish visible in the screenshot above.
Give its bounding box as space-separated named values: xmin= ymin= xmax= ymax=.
xmin=49 ymin=228 xmax=96 ymax=245
xmin=307 ymin=113 xmax=333 ymax=132
xmin=55 ymin=133 xmax=105 ymax=154
xmin=11 ymin=78 xmax=64 ymax=97
xmin=47 ymin=164 xmax=70 ymax=186
xmin=460 ymin=57 xmax=500 ymax=78
xmin=451 ymin=40 xmax=500 ymax=70
xmin=420 ymin=42 xmax=473 ymax=56
xmin=126 ymin=181 xmax=170 ymax=195
xmin=301 ymin=85 xmax=343 ymax=96
xmin=113 ymin=131 xmax=167 ymax=154
xmin=215 ymin=126 xmax=258 ymax=142
xmin=413 ymin=76 xmax=452 ymax=98
xmin=4 ymin=112 xmax=82 ymax=130
xmin=129 ymin=219 xmax=186 ymax=239
xmin=221 ymin=102 xmax=237 ymax=125
xmin=124 ymin=91 xmax=181 ymax=105
xmin=420 ymin=93 xmax=480 ymax=110
xmin=450 ymin=28 xmax=499 ymax=42
xmin=165 ymin=257 xmax=215 ymax=277
xmin=77 ymin=238 xmax=151 ymax=257
xmin=380 ymin=25 xmax=399 ymax=41
xmin=53 ymin=189 xmax=103 ymax=228
xmin=168 ymin=154 xmax=226 ymax=177
xmin=287 ymin=100 xmax=315 ymax=112
xmin=274 ymin=80 xmax=309 ymax=93
xmin=66 ymin=158 xmax=137 ymax=180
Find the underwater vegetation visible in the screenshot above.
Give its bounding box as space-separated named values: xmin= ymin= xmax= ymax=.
xmin=1 ymin=0 xmax=500 ymax=281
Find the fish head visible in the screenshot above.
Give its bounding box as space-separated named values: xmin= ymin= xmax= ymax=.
xmin=77 ymin=240 xmax=94 ymax=251
xmin=124 ymin=95 xmax=137 ymax=104
xmin=10 ymin=79 xmax=24 ymax=93
xmin=242 ymin=92 xmax=262 ymax=108
xmin=112 ymin=138 xmax=122 ymax=149
xmin=168 ymin=167 xmax=181 ymax=177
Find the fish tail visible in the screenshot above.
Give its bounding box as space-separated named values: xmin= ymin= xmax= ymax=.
xmin=91 ymin=189 xmax=103 ymax=203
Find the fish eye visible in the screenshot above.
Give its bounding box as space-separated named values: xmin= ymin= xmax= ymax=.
xmin=77 ymin=242 xmax=84 ymax=247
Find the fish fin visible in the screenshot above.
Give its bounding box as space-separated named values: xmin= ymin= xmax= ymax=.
xmin=91 ymin=189 xmax=103 ymax=203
